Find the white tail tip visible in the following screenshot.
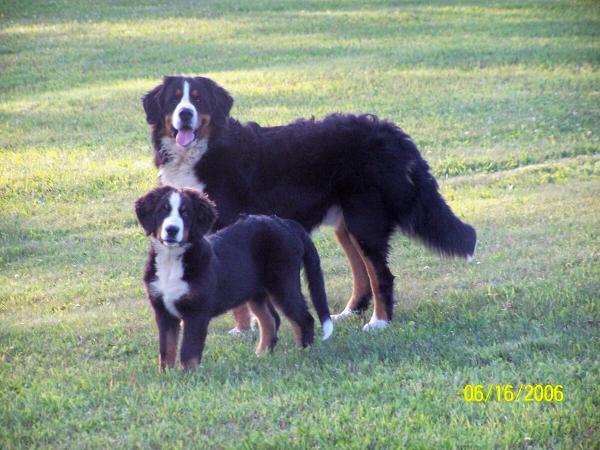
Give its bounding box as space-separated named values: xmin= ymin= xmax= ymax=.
xmin=467 ymin=240 xmax=478 ymax=262
xmin=322 ymin=318 xmax=333 ymax=340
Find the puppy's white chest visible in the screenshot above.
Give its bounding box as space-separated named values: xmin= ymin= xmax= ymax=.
xmin=158 ymin=137 xmax=207 ymax=192
xmin=150 ymin=246 xmax=188 ymax=319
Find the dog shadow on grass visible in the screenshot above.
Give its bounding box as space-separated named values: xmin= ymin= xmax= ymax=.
xmin=167 ymin=287 xmax=585 ymax=386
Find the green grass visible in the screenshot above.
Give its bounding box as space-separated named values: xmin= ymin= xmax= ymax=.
xmin=1 ymin=0 xmax=599 ymax=448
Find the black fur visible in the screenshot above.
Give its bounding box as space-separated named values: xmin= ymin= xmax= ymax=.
xmin=134 ymin=185 xmax=174 ymax=236
xmin=135 ymin=186 xmax=330 ymax=369
xmin=143 ymin=76 xmax=476 ymax=322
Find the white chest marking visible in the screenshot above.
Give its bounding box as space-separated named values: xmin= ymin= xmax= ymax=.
xmin=312 ymin=205 xmax=342 ymax=234
xmin=158 ymin=137 xmax=208 ymax=192
xmin=150 ymin=241 xmax=188 ymax=319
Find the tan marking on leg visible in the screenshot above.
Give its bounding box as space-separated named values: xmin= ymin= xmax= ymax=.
xmin=161 ymin=329 xmax=178 ymax=369
xmin=289 ymin=321 xmax=304 ymax=348
xmin=232 ymin=303 xmax=252 ymax=331
xmin=248 ymin=301 xmax=276 ymax=355
xmin=335 ymin=223 xmax=371 ymax=310
xmin=348 ymin=235 xmax=389 ymax=322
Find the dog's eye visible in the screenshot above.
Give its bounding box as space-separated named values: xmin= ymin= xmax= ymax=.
xmin=175 ymin=89 xmax=182 ymax=97
xmin=180 ymin=207 xmax=188 ymax=217
xmin=164 ymin=203 xmax=171 ymax=211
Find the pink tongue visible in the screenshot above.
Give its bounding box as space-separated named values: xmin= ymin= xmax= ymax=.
xmin=176 ymin=129 xmax=195 ymax=147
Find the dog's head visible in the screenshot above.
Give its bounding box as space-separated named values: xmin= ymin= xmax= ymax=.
xmin=142 ymin=76 xmax=234 ymax=147
xmin=135 ymin=186 xmax=218 ymax=246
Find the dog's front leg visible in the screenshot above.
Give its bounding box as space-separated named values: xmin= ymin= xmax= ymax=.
xmin=154 ymin=307 xmax=181 ymax=370
xmin=180 ymin=315 xmax=210 ymax=370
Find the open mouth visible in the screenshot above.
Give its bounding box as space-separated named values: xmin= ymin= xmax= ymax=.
xmin=160 ymin=238 xmax=181 ymax=247
xmin=173 ymin=127 xmax=198 ymax=147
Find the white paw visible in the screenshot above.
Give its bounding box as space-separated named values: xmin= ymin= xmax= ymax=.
xmin=332 ymin=308 xmax=354 ymax=322
xmin=362 ymin=318 xmax=389 ymax=332
xmin=321 ymin=319 xmax=333 ymax=341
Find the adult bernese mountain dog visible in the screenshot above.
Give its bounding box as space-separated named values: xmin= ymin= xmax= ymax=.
xmin=142 ymin=76 xmax=476 ymax=332
xmin=135 ymin=185 xmax=333 ymax=370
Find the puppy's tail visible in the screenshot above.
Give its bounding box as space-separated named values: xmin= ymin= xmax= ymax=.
xmin=298 ymin=228 xmax=333 ymax=341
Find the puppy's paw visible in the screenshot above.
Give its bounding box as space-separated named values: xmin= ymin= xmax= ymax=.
xmin=181 ymin=357 xmax=200 ymax=370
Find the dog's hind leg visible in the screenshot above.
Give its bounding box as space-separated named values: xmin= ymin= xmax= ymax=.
xmin=270 ymin=287 xmax=315 ymax=348
xmin=228 ymin=303 xmax=253 ymax=336
xmin=349 ymin=234 xmax=394 ymax=331
xmin=332 ymin=221 xmax=372 ymax=321
xmin=248 ymin=295 xmax=278 ymax=355
xmin=288 ymin=320 xmax=312 ymax=348
xmin=267 ymin=299 xmax=281 ymax=332
xmin=341 ymin=193 xmax=395 ymax=331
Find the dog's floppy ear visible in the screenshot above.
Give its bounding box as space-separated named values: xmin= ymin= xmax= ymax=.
xmin=142 ymin=77 xmax=172 ymax=125
xmin=134 ymin=186 xmax=172 ymax=235
xmin=197 ymin=77 xmax=233 ymax=129
xmin=183 ymin=188 xmax=218 ymax=240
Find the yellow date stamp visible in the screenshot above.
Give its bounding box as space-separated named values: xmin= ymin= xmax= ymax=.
xmin=463 ymin=384 xmax=564 ymax=402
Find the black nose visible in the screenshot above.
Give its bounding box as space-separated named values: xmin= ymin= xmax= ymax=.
xmin=179 ymin=108 xmax=193 ymax=122
xmin=165 ymin=225 xmax=179 ymax=238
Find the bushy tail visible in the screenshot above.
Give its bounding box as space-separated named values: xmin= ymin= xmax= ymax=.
xmin=299 ymin=231 xmax=333 ymax=340
xmin=400 ymin=164 xmax=477 ymax=259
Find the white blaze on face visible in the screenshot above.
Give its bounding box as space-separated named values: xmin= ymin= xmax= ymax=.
xmin=172 ymin=80 xmax=199 ymax=148
xmin=160 ymin=192 xmax=184 ymax=244
xmin=172 ymin=81 xmax=198 ymax=131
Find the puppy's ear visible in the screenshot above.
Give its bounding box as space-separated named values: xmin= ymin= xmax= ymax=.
xmin=142 ymin=77 xmax=172 ymax=125
xmin=134 ymin=186 xmax=171 ymax=235
xmin=184 ymin=188 xmax=218 ymax=240
xmin=197 ymin=77 xmax=233 ymax=129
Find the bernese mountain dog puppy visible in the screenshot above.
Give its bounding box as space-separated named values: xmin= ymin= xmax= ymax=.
xmin=142 ymin=76 xmax=477 ymax=332
xmin=135 ymin=185 xmax=333 ymax=370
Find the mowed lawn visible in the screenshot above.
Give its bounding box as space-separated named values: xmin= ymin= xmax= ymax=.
xmin=1 ymin=0 xmax=599 ymax=448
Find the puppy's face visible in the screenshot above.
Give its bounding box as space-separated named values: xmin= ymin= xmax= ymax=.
xmin=135 ymin=186 xmax=218 ymax=246
xmin=142 ymin=76 xmax=234 ymax=147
